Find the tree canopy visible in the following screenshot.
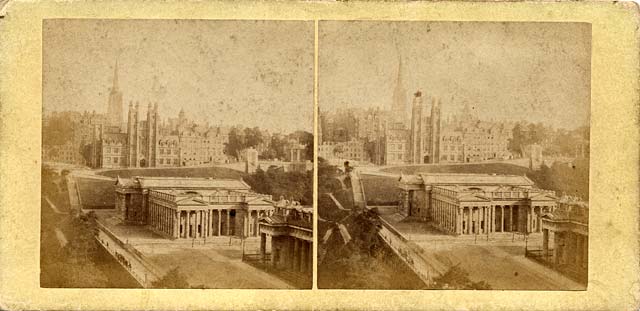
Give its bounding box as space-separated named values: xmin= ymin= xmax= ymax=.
xmin=43 ymin=114 xmax=75 ymax=146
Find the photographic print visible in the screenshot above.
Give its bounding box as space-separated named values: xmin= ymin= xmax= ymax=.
xmin=41 ymin=19 xmax=314 ymax=289
xmin=317 ymin=21 xmax=590 ymax=290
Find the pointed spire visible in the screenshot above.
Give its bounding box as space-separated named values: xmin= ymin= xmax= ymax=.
xmin=112 ymin=60 xmax=119 ymax=91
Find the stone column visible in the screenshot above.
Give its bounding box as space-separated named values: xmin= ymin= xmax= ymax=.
xmin=473 ymin=207 xmax=478 ymax=234
xmin=528 ymin=206 xmax=533 ymax=233
xmin=226 ymin=210 xmax=231 ymax=236
xmin=477 ymin=207 xmax=481 ymax=234
xmin=253 ymin=211 xmax=260 ymax=235
xmin=509 ymin=206 xmax=513 ymax=232
xmin=178 ymin=211 xmax=183 ymax=238
xmin=195 ymin=211 xmax=200 ymax=238
xmin=583 ymin=236 xmax=589 ymax=269
xmin=553 ymin=232 xmax=560 ymax=266
xmin=213 ymin=210 xmax=217 ymax=237
xmin=300 ymin=240 xmax=308 ymax=273
xmin=500 ymin=206 xmax=505 ymax=232
xmin=537 ymin=207 xmax=541 ymax=232
xmin=456 ymin=208 xmax=462 ymax=234
xmin=308 ymin=241 xmax=313 ymax=274
xmin=489 ymin=205 xmax=494 ymax=233
xmin=270 ymin=236 xmax=277 ymax=267
xmin=260 ymin=233 xmax=267 ymax=260
xmin=203 ymin=210 xmax=208 ymax=237
xmin=281 ymin=237 xmax=290 ymax=269
xmin=173 ymin=211 xmax=179 ymax=238
xmin=185 ymin=211 xmax=189 ymax=238
xmin=572 ymin=233 xmax=579 ymax=266
xmin=576 ymin=234 xmax=583 ymax=269
xmin=218 ymin=210 xmax=222 ymax=236
xmin=289 ymin=237 xmax=296 ymax=270
xmin=293 ymin=238 xmax=300 ymax=272
xmin=182 ymin=211 xmax=187 ymax=238
xmin=244 ymin=213 xmax=249 ymax=237
xmin=482 ymin=207 xmax=486 ymax=234
xmin=207 ymin=209 xmax=211 ymax=237
xmin=543 ymin=228 xmax=549 ymax=259
xmin=466 ymin=207 xmax=471 ymax=234
xmin=448 ymin=206 xmax=452 ymax=232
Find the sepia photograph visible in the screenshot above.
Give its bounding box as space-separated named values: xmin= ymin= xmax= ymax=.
xmin=1 ymin=0 xmax=638 ymax=308
xmin=317 ymin=21 xmax=591 ymax=290
xmin=41 ymin=19 xmax=314 ymax=289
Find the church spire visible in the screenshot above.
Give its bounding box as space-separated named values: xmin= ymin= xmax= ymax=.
xmin=112 ymin=59 xmax=119 ymax=91
xmin=390 ymin=24 xmax=408 ymax=125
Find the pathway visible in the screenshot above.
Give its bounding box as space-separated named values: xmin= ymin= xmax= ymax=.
xmin=326 ymin=193 xmax=350 ymax=211
xmin=54 ymin=228 xmax=68 ymax=247
xmin=44 ymin=196 xmax=65 ymax=214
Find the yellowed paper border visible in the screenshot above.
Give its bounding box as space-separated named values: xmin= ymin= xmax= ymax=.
xmin=1 ymin=1 xmax=639 ymax=310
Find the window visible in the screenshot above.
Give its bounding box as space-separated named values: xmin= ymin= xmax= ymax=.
xmin=159 ymin=159 xmax=164 ymax=164
xmin=114 ymin=148 xmax=119 ymax=153
xmin=160 ymin=149 xmax=165 ymax=155
xmin=113 ymin=157 xmax=119 ymax=164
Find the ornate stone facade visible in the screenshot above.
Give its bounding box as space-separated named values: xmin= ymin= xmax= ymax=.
xmin=258 ymin=201 xmax=313 ymax=278
xmin=398 ymin=173 xmax=558 ymax=235
xmin=540 ymin=199 xmax=588 ymax=282
xmin=115 ymin=176 xmax=274 ymax=239
xmin=91 ymin=62 xmax=229 ymax=168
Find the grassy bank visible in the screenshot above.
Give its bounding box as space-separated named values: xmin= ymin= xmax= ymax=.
xmin=99 ymin=166 xmax=245 ymax=179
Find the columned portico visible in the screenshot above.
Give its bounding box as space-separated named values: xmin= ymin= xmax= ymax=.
xmin=256 ymin=202 xmax=313 ymax=287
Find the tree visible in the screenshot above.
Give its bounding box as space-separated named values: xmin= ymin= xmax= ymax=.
xmin=288 ymin=130 xmax=314 ymax=161
xmin=80 ymin=143 xmax=93 ymax=165
xmin=224 ymin=127 xmax=245 ymax=159
xmin=268 ymin=135 xmax=287 ymax=160
xmin=243 ymin=166 xmax=313 ymax=205
xmin=243 ymin=127 xmax=264 ymax=148
xmin=152 ymin=267 xmax=190 ymax=288
xmin=43 ymin=114 xmax=75 ymax=146
xmin=431 ymin=265 xmax=492 ymax=290
xmin=317 ymin=158 xmax=342 ymax=194
xmin=508 ymin=123 xmax=526 ymax=156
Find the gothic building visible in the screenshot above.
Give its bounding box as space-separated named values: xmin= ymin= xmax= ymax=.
xmin=409 ymin=91 xmax=442 ymax=164
xmin=91 ymin=62 xmax=229 ymax=169
xmin=106 ymin=61 xmax=124 ymax=129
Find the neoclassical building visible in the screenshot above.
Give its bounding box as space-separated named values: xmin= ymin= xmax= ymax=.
xmin=540 ymin=198 xmax=588 ymax=282
xmin=258 ymin=202 xmax=313 ymax=278
xmin=115 ymin=176 xmax=274 ymax=239
xmin=398 ymin=173 xmax=558 ymax=235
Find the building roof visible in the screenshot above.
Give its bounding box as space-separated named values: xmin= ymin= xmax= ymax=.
xmin=417 ymin=173 xmax=534 ymax=186
xmin=138 ymin=177 xmax=250 ymax=190
xmin=116 ymin=176 xmax=251 ymax=190
xmin=102 ymin=133 xmax=127 ymax=144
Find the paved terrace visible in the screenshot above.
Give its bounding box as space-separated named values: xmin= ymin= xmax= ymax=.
xmin=379 ymin=212 xmax=585 ymax=290
xmin=91 ymin=209 xmax=293 ymax=289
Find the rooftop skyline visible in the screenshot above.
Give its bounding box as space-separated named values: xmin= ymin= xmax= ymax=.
xmin=43 ymin=19 xmax=314 ymax=133
xmin=319 ymin=21 xmax=591 ymax=130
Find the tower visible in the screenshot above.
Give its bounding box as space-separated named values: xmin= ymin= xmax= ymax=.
xmin=145 ymin=102 xmax=159 ymax=167
xmin=430 ymin=98 xmax=442 ymax=164
xmin=391 ymin=55 xmax=408 ymax=125
xmin=107 ymin=60 xmax=124 ymax=128
xmin=127 ymin=102 xmax=140 ymax=167
xmin=410 ymin=91 xmax=424 ymax=164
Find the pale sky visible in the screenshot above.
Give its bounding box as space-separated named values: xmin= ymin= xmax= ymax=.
xmin=43 ymin=19 xmax=314 ymax=133
xmin=319 ymin=21 xmax=591 ymax=130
